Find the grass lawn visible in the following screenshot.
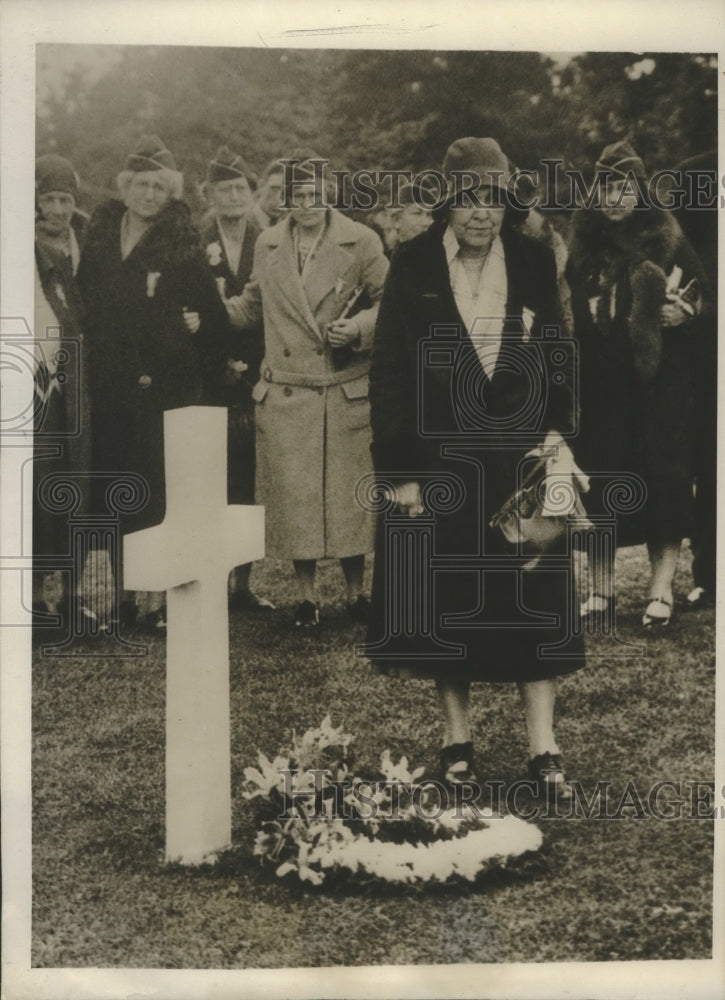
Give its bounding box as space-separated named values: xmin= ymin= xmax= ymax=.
xmin=31 ymin=544 xmax=716 ymax=968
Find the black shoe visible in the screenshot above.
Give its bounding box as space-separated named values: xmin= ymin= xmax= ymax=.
xmin=527 ymin=751 xmax=573 ymax=803
xmin=347 ymin=594 xmax=370 ymax=625
xmin=229 ymin=589 xmax=276 ymax=613
xmin=119 ymin=600 xmax=139 ymax=630
xmin=294 ymin=600 xmax=319 ymax=628
xmin=31 ymin=601 xmax=61 ymax=629
xmin=142 ymin=606 xmax=167 ymax=633
xmin=440 ymin=742 xmax=477 ymax=786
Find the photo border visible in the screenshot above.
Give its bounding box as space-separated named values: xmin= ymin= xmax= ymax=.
xmin=2 ymin=1 xmax=724 ymax=998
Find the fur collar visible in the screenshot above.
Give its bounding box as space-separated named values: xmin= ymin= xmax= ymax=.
xmin=84 ymin=197 xmax=200 ymax=270
xmin=567 ymin=207 xmax=685 ymax=280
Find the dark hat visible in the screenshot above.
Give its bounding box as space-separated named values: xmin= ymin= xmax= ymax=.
xmin=596 ymin=140 xmax=647 ymax=181
xmin=36 ymin=154 xmax=79 ymax=198
xmin=397 ymin=179 xmax=439 ymax=208
xmin=125 ymin=135 xmax=177 ymax=172
xmin=261 ymin=157 xmax=286 ymax=183
xmin=442 ymin=137 xmax=512 ymax=195
xmin=206 ymin=146 xmax=254 ymax=185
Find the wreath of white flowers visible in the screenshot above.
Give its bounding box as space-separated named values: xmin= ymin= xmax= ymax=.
xmin=244 ymin=717 xmax=543 ymax=888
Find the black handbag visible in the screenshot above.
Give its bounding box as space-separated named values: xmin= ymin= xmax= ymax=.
xmin=489 ymin=453 xmax=591 ymax=550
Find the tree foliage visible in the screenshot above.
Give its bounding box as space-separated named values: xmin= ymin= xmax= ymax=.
xmin=37 ymin=45 xmax=717 ymax=218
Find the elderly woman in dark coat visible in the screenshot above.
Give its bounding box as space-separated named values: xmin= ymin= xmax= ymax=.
xmin=199 ymin=145 xmax=272 ymax=612
xmin=78 ymin=135 xmax=231 ymax=629
xmin=366 ymin=137 xmax=586 ymax=798
xmin=567 ymin=141 xmax=708 ymax=628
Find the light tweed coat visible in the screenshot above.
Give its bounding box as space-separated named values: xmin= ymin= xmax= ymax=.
xmin=227 ymin=209 xmax=389 ymax=559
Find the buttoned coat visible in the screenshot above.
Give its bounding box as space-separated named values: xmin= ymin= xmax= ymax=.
xmin=78 ymin=198 xmax=231 ymax=532
xmin=227 ymin=209 xmax=389 ymax=559
xmin=365 ymin=218 xmax=585 ymax=682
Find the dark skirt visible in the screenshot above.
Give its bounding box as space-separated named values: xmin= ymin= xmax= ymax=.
xmin=227 ymin=399 xmax=256 ymax=506
xmin=575 ymin=327 xmax=696 ymax=548
xmin=364 ymin=448 xmax=586 ymax=683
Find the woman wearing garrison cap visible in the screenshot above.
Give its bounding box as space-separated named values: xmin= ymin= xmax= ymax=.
xmin=223 ymin=150 xmax=389 ymax=629
xmin=567 ymin=140 xmax=708 ymax=629
xmin=200 ymin=146 xmax=272 ymax=612
xmin=366 ymin=136 xmax=587 ymax=799
xmin=77 ymin=135 xmax=231 ymax=630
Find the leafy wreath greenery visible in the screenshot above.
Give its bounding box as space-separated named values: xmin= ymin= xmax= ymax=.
xmin=243 ymin=717 xmax=543 ymax=887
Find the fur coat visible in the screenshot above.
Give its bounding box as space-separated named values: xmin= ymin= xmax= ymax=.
xmin=78 ymin=198 xmax=231 ymax=531
xmin=566 ymin=206 xmax=708 ymax=545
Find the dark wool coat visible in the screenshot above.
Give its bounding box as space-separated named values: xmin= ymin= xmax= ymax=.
xmin=566 ymin=207 xmax=708 ymax=547
xmin=200 ymin=215 xmax=263 ymax=505
xmin=78 ymin=198 xmax=232 ymax=532
xmin=674 ymin=152 xmax=718 ymax=593
xmin=34 ymin=239 xmax=91 ymax=557
xmin=365 ymin=219 xmax=585 ymax=682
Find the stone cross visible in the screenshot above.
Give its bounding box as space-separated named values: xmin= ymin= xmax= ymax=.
xmin=124 ymin=406 xmax=264 ymax=864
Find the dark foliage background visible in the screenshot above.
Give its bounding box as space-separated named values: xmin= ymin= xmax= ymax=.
xmin=37 ymin=46 xmax=718 ymax=220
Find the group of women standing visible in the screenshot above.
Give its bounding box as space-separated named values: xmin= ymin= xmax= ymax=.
xmin=33 ymin=131 xmax=712 ymax=798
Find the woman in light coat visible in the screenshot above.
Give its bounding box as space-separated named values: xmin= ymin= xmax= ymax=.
xmin=224 ymin=152 xmax=389 ymax=627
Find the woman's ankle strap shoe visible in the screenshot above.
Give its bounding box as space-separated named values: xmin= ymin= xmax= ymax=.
xmin=440 ymin=741 xmax=477 ymax=785
xmin=528 ymin=751 xmax=573 ymax=804
xmin=642 ymin=597 xmax=672 ymax=628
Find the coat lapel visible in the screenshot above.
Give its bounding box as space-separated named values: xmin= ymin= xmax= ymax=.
xmin=302 ymin=211 xmax=356 ymax=317
xmin=238 ymin=218 xmax=258 ymax=286
xmin=267 ymin=218 xmax=323 ymax=342
xmin=500 ymin=227 xmax=527 ymax=333
xmin=417 ymin=223 xmax=529 ymax=391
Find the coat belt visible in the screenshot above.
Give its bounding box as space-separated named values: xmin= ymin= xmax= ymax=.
xmin=261 ymin=363 xmax=369 ymax=388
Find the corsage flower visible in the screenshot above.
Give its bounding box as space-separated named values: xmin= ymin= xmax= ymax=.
xmin=206 ymin=241 xmax=223 ymax=267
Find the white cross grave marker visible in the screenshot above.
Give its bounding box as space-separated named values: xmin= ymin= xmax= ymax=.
xmin=124 ymin=406 xmax=264 ymax=864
